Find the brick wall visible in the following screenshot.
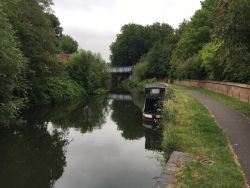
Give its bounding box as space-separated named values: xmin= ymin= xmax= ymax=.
xmin=173 ymin=80 xmax=250 ymax=104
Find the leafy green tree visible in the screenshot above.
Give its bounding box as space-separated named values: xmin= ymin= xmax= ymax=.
xmin=131 ymin=24 xmax=176 ymax=80
xmin=46 ymin=13 xmax=63 ymax=37
xmin=200 ymin=42 xmax=224 ymax=80
xmin=67 ymin=50 xmax=111 ymax=93
xmin=2 ymin=0 xmax=60 ymax=76
xmin=110 ymin=24 xmax=149 ymax=66
xmin=110 ymin=23 xmax=174 ymax=67
xmin=171 ymin=0 xmax=219 ymax=79
xmin=60 ymin=34 xmax=78 ymax=54
xmin=0 ymin=9 xmax=27 ymax=124
xmin=175 ymin=54 xmax=205 ymax=80
xmin=213 ymin=0 xmax=250 ymax=82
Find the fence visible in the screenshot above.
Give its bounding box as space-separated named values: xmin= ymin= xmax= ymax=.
xmin=173 ymin=80 xmax=250 ymax=104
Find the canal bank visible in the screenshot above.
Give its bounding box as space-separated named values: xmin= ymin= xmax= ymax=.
xmin=160 ymin=87 xmax=245 ymax=187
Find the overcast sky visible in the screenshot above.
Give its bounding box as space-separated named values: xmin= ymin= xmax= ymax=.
xmin=53 ymin=0 xmax=202 ymax=62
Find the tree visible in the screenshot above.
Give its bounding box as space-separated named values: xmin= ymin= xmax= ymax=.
xmin=213 ymin=0 xmax=250 ymax=82
xmin=2 ymin=0 xmax=61 ymax=76
xmin=60 ymin=34 xmax=78 ymax=54
xmin=110 ymin=24 xmax=149 ymax=66
xmin=67 ymin=50 xmax=111 ymax=93
xmin=170 ymin=0 xmax=219 ymax=79
xmin=0 ymin=9 xmax=27 ymax=124
xmin=110 ymin=23 xmax=174 ymax=66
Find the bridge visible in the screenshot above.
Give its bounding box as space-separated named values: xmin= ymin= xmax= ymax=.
xmin=108 ymin=94 xmax=132 ymax=101
xmin=108 ymin=66 xmax=133 ymax=74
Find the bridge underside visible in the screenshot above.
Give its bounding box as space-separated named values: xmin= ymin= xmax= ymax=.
xmin=111 ymin=73 xmax=131 ymax=87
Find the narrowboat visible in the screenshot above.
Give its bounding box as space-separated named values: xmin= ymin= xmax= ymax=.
xmin=142 ymin=83 xmax=166 ymax=121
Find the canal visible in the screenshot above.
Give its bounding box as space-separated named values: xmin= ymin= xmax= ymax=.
xmin=0 ymin=92 xmax=163 ymax=188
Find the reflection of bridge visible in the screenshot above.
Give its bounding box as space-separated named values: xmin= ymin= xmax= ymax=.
xmin=108 ymin=66 xmax=133 ymax=74
xmin=108 ymin=94 xmax=132 ymax=101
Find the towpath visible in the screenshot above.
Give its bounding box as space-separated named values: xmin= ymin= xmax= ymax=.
xmin=186 ymin=89 xmax=250 ymax=184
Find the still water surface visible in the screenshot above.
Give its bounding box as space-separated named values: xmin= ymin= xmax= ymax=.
xmin=0 ymin=93 xmax=163 ymax=188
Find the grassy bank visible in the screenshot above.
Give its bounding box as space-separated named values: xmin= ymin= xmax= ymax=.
xmin=190 ymin=87 xmax=250 ymax=119
xmin=162 ymin=87 xmax=245 ymax=187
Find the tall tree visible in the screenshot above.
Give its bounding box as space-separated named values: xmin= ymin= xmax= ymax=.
xmin=170 ymin=0 xmax=219 ymax=79
xmin=110 ymin=23 xmax=174 ymax=66
xmin=2 ymin=0 xmax=60 ymax=77
xmin=110 ymin=24 xmax=149 ymax=66
xmin=60 ymin=34 xmax=78 ymax=54
xmin=0 ymin=9 xmax=27 ymax=124
xmin=213 ymin=0 xmax=250 ymax=82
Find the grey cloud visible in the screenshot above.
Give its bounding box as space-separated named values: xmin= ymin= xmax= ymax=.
xmin=64 ymin=28 xmax=116 ymax=61
xmin=54 ymin=0 xmax=116 ymax=11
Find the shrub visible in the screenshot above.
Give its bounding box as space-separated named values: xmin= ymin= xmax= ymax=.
xmin=67 ymin=50 xmax=111 ymax=93
xmin=30 ymin=76 xmax=85 ymax=105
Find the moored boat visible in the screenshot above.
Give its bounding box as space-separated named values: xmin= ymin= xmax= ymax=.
xmin=142 ymin=83 xmax=166 ymax=121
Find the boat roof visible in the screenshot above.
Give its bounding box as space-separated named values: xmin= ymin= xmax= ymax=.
xmin=145 ymin=83 xmax=166 ymax=89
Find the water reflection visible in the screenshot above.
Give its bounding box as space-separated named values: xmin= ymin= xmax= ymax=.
xmin=0 ymin=123 xmax=68 ymax=188
xmin=25 ymin=96 xmax=109 ymax=134
xmin=0 ymin=93 xmax=164 ymax=188
xmin=145 ymin=127 xmax=163 ymax=151
xmin=111 ymin=100 xmax=144 ymax=140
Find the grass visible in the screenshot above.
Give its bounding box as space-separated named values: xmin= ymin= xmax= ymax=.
xmin=191 ymin=87 xmax=250 ymax=119
xmin=162 ymin=88 xmax=245 ymax=188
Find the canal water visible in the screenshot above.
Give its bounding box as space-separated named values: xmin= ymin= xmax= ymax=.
xmin=0 ymin=92 xmax=163 ymax=188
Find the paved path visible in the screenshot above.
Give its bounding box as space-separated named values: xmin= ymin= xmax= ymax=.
xmin=186 ymin=89 xmax=250 ymax=184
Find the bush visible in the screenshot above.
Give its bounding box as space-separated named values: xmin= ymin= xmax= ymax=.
xmin=121 ymin=78 xmax=157 ymax=91
xmin=67 ymin=50 xmax=111 ymax=93
xmin=30 ymin=76 xmax=85 ymax=105
xmin=0 ymin=9 xmax=28 ymax=124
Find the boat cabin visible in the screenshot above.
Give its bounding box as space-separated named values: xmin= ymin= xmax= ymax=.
xmin=143 ymin=83 xmax=166 ymax=121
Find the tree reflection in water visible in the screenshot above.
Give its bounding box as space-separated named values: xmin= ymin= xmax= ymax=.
xmin=144 ymin=127 xmax=163 ymax=151
xmin=25 ymin=95 xmax=109 ymax=134
xmin=0 ymin=96 xmax=109 ymax=188
xmin=0 ymin=123 xmax=68 ymax=188
xmin=111 ymin=100 xmax=144 ymax=140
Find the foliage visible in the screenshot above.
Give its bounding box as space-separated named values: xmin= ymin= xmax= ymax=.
xmin=30 ymin=76 xmax=85 ymax=105
xmin=170 ymin=0 xmax=219 ymax=80
xmin=110 ymin=23 xmax=174 ymax=67
xmin=67 ymin=50 xmax=111 ymax=93
xmin=2 ymin=0 xmax=60 ymax=77
xmin=0 ymin=0 xmax=111 ymax=123
xmin=162 ymin=87 xmax=245 ymax=187
xmin=200 ymin=42 xmax=224 ymax=80
xmin=175 ymin=54 xmax=205 ymax=80
xmin=111 ymin=100 xmax=144 ymax=140
xmin=0 ymin=9 xmax=28 ymax=124
xmin=213 ymin=0 xmax=250 ymax=82
xmin=0 ymin=122 xmax=67 ymax=188
xmin=121 ymin=78 xmax=157 ymax=91
xmin=60 ymin=34 xmax=78 ymax=54
xmin=143 ymin=37 xmax=176 ymax=79
xmin=131 ymin=57 xmax=149 ymax=81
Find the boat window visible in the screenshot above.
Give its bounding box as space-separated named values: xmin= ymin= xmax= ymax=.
xmin=151 ymin=89 xmax=160 ymax=94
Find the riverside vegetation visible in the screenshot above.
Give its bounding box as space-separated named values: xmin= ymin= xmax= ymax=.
xmin=111 ymin=0 xmax=250 ymax=84
xmin=0 ymin=0 xmax=110 ymax=124
xmin=161 ymin=87 xmax=245 ymax=187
